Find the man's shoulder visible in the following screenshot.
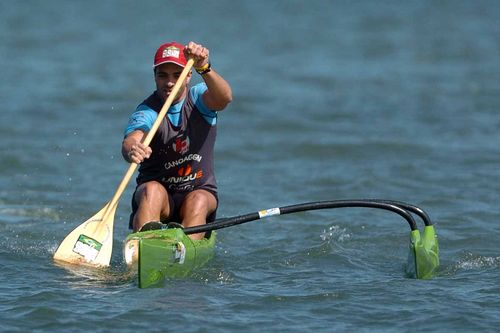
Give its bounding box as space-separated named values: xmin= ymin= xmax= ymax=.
xmin=138 ymin=92 xmax=162 ymax=112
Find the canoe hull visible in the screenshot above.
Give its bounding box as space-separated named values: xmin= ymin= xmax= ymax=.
xmin=124 ymin=228 xmax=216 ymax=288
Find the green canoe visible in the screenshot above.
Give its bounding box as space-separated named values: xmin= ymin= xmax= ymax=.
xmin=124 ymin=228 xmax=216 ymax=288
xmin=122 ymin=199 xmax=439 ymax=289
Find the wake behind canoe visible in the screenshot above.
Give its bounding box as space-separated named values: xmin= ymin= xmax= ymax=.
xmin=124 ymin=228 xmax=216 ymax=288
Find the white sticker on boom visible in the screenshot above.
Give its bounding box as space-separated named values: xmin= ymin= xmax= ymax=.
xmin=258 ymin=208 xmax=281 ymax=219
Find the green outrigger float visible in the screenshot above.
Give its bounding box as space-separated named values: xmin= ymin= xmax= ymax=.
xmin=124 ymin=199 xmax=439 ymax=288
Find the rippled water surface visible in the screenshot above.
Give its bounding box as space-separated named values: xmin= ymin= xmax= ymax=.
xmin=1 ymin=1 xmax=500 ymax=332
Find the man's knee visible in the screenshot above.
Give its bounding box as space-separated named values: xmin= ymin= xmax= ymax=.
xmin=183 ymin=190 xmax=216 ymax=214
xmin=136 ymin=181 xmax=167 ymax=203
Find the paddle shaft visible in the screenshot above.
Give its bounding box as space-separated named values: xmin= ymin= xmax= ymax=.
xmin=103 ymin=59 xmax=195 ymax=219
xmin=182 ymin=199 xmax=434 ymax=235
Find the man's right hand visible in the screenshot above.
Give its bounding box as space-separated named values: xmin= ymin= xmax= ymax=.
xmin=122 ymin=130 xmax=152 ymax=163
xmin=127 ymin=142 xmax=152 ymax=164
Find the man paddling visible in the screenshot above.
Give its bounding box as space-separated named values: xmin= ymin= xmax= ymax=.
xmin=122 ymin=41 xmax=232 ymax=239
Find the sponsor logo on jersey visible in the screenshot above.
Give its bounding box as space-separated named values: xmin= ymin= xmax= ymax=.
xmin=173 ymin=134 xmax=190 ymax=155
xmin=162 ymin=164 xmax=203 ymax=184
xmin=164 ymin=154 xmax=202 ymax=170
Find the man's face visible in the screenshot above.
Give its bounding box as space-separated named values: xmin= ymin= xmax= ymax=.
xmin=154 ymin=62 xmax=192 ymax=102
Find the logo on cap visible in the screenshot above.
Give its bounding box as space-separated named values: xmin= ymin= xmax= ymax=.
xmin=162 ymin=46 xmax=180 ymax=59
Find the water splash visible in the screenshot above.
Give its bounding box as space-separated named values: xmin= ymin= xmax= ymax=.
xmin=456 ymin=252 xmax=500 ymax=271
xmin=320 ymin=224 xmax=352 ymax=243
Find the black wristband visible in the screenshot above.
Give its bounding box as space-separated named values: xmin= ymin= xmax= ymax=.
xmin=195 ymin=62 xmax=211 ymax=75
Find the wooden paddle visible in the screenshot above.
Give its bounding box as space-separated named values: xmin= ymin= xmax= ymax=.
xmin=53 ymin=59 xmax=195 ymax=267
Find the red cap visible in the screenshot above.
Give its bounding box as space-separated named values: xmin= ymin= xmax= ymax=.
xmin=153 ymin=42 xmax=187 ymax=68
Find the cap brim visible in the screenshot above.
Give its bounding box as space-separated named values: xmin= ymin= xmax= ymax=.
xmin=153 ymin=60 xmax=186 ymax=68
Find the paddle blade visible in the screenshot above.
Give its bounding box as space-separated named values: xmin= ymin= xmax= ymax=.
xmin=53 ymin=203 xmax=116 ymax=267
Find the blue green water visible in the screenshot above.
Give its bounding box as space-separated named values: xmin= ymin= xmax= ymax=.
xmin=1 ymin=1 xmax=500 ymax=332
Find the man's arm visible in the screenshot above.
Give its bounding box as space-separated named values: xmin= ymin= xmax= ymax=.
xmin=200 ymin=68 xmax=233 ymax=111
xmin=184 ymin=41 xmax=233 ymax=111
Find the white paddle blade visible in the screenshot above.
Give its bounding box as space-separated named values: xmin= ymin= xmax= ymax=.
xmin=53 ymin=203 xmax=116 ymax=267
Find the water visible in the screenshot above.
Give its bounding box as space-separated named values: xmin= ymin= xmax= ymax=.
xmin=1 ymin=0 xmax=500 ymax=332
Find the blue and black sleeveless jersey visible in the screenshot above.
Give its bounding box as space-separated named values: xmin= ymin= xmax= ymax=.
xmin=124 ymin=83 xmax=218 ymax=194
